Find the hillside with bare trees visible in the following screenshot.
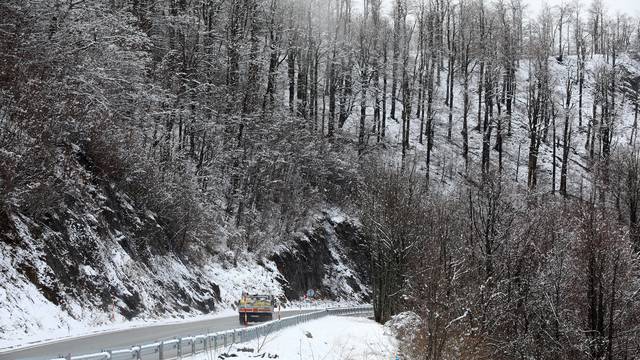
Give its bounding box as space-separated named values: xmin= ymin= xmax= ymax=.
xmin=2 ymin=0 xmax=640 ymax=357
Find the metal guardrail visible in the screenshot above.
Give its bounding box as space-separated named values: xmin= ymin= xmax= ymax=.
xmin=51 ymin=306 xmax=373 ymax=360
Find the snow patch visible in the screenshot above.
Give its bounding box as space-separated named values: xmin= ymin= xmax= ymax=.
xmin=199 ymin=316 xmax=397 ymax=360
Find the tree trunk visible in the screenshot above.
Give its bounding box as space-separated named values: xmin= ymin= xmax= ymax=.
xmin=476 ymin=61 xmax=484 ymax=131
xmin=447 ymin=32 xmax=455 ymax=141
xmin=288 ymin=48 xmax=296 ymax=113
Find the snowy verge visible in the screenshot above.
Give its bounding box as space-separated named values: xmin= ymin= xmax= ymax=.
xmin=200 ymin=316 xmax=397 ymax=360
xmin=0 ymin=309 xmax=248 ymax=352
xmin=0 ymin=304 xmax=360 ymax=352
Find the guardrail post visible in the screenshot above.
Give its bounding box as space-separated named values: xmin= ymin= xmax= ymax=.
xmin=158 ymin=341 xmax=164 ymax=360
xmin=191 ymin=339 xmax=195 ymax=356
xmin=233 ymin=330 xmax=236 ymax=344
xmin=177 ymin=339 xmax=182 ymax=359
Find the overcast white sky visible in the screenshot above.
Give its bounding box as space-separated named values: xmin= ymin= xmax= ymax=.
xmin=377 ymin=0 xmax=640 ymax=18
xmin=527 ymin=0 xmax=640 ymax=16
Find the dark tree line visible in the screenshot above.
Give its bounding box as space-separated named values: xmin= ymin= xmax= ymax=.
xmin=359 ymin=164 xmax=640 ymax=359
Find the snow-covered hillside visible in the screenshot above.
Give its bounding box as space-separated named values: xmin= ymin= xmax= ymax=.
xmin=341 ymin=52 xmax=640 ymax=196
xmin=0 ymin=161 xmax=369 ymax=350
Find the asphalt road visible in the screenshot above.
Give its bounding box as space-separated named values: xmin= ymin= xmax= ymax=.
xmin=0 ymin=309 xmax=316 ymax=360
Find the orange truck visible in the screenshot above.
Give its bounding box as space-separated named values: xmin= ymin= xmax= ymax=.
xmin=238 ymin=294 xmax=276 ymax=324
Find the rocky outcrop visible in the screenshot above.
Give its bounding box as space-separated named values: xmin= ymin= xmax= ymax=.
xmin=0 ymin=146 xmax=369 ymax=344
xmin=0 ymin=145 xmax=223 ymax=340
xmin=270 ymin=210 xmax=371 ymax=302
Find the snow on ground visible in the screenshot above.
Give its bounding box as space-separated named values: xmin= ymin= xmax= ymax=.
xmin=0 ymin=304 xmax=351 ymax=351
xmin=383 ymin=312 xmax=421 ymax=348
xmin=341 ymin=52 xmax=640 ymax=198
xmin=204 ymin=316 xmax=397 ymax=360
xmin=204 ymin=258 xmax=284 ymax=309
xmin=1 ymin=202 xmax=370 ymax=351
xmin=0 ymin=304 xmax=237 ymax=351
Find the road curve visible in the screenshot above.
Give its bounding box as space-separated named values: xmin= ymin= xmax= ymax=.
xmin=0 ymin=309 xmax=317 ymax=360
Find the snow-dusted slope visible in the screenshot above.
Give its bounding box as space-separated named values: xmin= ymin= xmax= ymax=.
xmin=272 ymin=208 xmax=370 ymax=303
xmin=0 ymin=150 xmax=369 ymax=350
xmin=0 ymin=214 xmax=368 ymax=349
xmin=341 ymin=52 xmax=640 ymax=196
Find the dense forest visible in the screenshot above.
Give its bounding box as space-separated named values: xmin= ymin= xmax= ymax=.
xmin=1 ymin=0 xmax=640 ymax=358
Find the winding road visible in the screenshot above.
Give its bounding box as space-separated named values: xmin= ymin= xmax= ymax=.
xmin=0 ymin=309 xmax=316 ymax=360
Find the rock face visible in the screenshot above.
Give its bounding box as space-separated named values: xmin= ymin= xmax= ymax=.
xmin=270 ymin=210 xmax=371 ymax=302
xmin=0 ymin=146 xmax=370 ymax=344
xmin=0 ymin=146 xmax=223 ymax=338
xmin=0 ymin=144 xmax=221 ymax=342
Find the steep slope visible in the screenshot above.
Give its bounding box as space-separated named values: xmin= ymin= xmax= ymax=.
xmin=0 ymin=146 xmax=369 ymax=348
xmin=271 ymin=209 xmax=370 ymax=302
xmin=341 ymin=52 xmax=640 ymax=196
